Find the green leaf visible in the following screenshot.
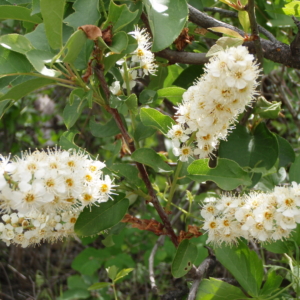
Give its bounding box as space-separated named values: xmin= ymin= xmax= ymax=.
xmin=188 ymin=158 xmax=251 ymax=190
xmin=89 ymin=117 xmax=120 ymax=138
xmin=140 ymin=107 xmax=175 ymax=135
xmin=0 ymin=34 xmax=34 ymax=54
xmin=131 ymin=148 xmax=173 ymax=173
xmin=63 ymin=96 xmax=86 ymax=130
xmin=25 ymin=24 xmax=52 ymax=52
xmin=219 ymin=123 xmax=279 ymax=170
xmin=0 ymin=5 xmax=42 ymax=23
xmin=68 ymin=275 xmax=89 ymax=290
xmin=25 ymin=50 xmax=60 ymax=77
xmin=64 ymin=0 xmax=101 ymax=30
xmin=0 ymin=77 xmax=55 ymax=101
xmin=103 ymin=1 xmax=139 ymax=33
xmin=0 ymin=47 xmax=33 ymax=75
xmin=143 ymin=0 xmax=188 ymax=52
xmin=40 ymin=0 xmax=65 ymax=50
xmin=74 ymin=193 xmax=129 ymax=236
xmin=157 ymin=87 xmax=186 ymax=105
xmin=110 ymin=163 xmax=145 ymax=188
xmin=115 ymin=268 xmax=134 ymax=282
xmin=0 ymin=100 xmax=11 ymax=118
xmin=238 ymin=10 xmax=250 ymax=34
xmin=134 ymin=119 xmax=156 ymax=141
xmin=216 ymin=37 xmax=244 ymax=48
xmin=88 ymin=282 xmax=111 ymax=290
xmin=171 ymin=239 xmax=198 ymax=278
xmin=196 ymin=278 xmax=246 ymax=300
xmin=215 ymin=241 xmax=264 ymax=297
xmin=59 ymin=130 xmax=81 ymax=151
xmin=109 ymin=31 xmax=128 ymax=54
xmin=62 ymin=30 xmax=88 ymax=64
xmin=139 ymin=89 xmax=157 ymax=105
xmin=289 ymin=155 xmax=300 ymax=184
xmin=208 ymin=27 xmax=244 ymax=39
xmin=260 ymin=271 xmax=283 ymax=297
xmin=253 ymin=96 xmax=282 ymax=119
xmin=262 ymin=240 xmax=292 ymax=254
xmin=276 ymin=134 xmax=295 ymax=168
xmin=71 ymin=247 xmax=104 ymax=275
xmin=275 ymin=1 xmax=300 ymax=16
xmin=107 ymin=265 xmax=119 ymax=281
xmin=60 ymin=289 xmax=90 ymax=300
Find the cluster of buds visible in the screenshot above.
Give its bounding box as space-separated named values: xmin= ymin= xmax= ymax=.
xmin=0 ymin=148 xmax=116 ymax=247
xmin=167 ymin=45 xmax=260 ymax=161
xmin=110 ymin=26 xmax=157 ymax=95
xmin=201 ymin=182 xmax=300 ymax=245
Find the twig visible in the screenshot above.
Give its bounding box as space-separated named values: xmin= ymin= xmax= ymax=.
xmin=0 ymin=262 xmax=14 ymax=299
xmin=93 ymin=67 xmax=179 ymax=247
xmin=188 ymin=4 xmax=300 ymax=69
xmin=203 ymin=7 xmax=277 ymax=42
xmin=155 ymin=49 xmax=208 ymax=65
xmin=187 ymin=252 xmax=216 ymax=300
xmin=246 ymin=0 xmax=264 ymax=69
xmin=149 ymin=235 xmax=165 ymax=294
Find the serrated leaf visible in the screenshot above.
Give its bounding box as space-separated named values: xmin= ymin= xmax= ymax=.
xmin=171 ymin=239 xmax=198 ymax=278
xmin=157 ymin=87 xmax=186 ymax=105
xmin=0 ymin=5 xmax=42 ymax=23
xmin=188 ymin=158 xmax=251 ymax=190
xmin=196 ymin=278 xmax=246 ymax=300
xmin=74 ymin=193 xmax=129 ymax=236
xmin=103 ymin=1 xmax=139 ymax=33
xmin=64 ymin=0 xmax=100 ymax=30
xmin=140 ymin=107 xmax=175 ymax=135
xmin=89 ymin=117 xmax=120 ymax=138
xmin=131 ymin=148 xmax=172 ymax=173
xmin=215 ymin=241 xmax=264 ymax=297
xmin=208 ymin=27 xmax=243 ymax=39
xmin=88 ymin=282 xmax=111 ymax=290
xmin=40 ymin=0 xmax=65 ymax=50
xmin=259 ymin=271 xmax=283 ymax=297
xmin=219 ymin=123 xmax=279 ymax=170
xmin=143 ymin=0 xmax=188 ymax=52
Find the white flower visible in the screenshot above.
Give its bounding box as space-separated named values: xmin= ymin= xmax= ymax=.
xmin=173 ymin=145 xmax=193 ymax=162
xmin=110 ymin=81 xmax=122 ymax=96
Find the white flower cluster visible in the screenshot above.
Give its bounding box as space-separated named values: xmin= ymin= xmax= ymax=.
xmin=167 ymin=46 xmax=260 ymax=162
xmin=201 ymin=182 xmax=300 ymax=245
xmin=109 ymin=26 xmax=157 ymax=95
xmin=0 ymin=148 xmax=116 ymax=247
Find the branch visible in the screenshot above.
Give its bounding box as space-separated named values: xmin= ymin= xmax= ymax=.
xmin=187 ymin=5 xmax=300 ymax=69
xmin=187 ymin=250 xmax=216 ymax=300
xmin=246 ymin=0 xmax=264 ymax=68
xmin=93 ymin=67 xmax=179 ymax=247
xmin=156 ymin=49 xmax=208 ymax=65
xmin=203 ymin=7 xmax=277 ymax=42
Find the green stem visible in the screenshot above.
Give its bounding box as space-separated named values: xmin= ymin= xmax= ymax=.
xmin=166 ymin=160 xmax=183 ymax=211
xmin=99 ymin=0 xmax=108 ymax=19
xmin=119 ymin=183 xmax=152 ymax=201
xmin=166 ymin=132 xmax=197 ymax=211
xmin=112 ymin=284 xmax=118 ymax=300
xmin=122 ymin=61 xmax=140 ymax=149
